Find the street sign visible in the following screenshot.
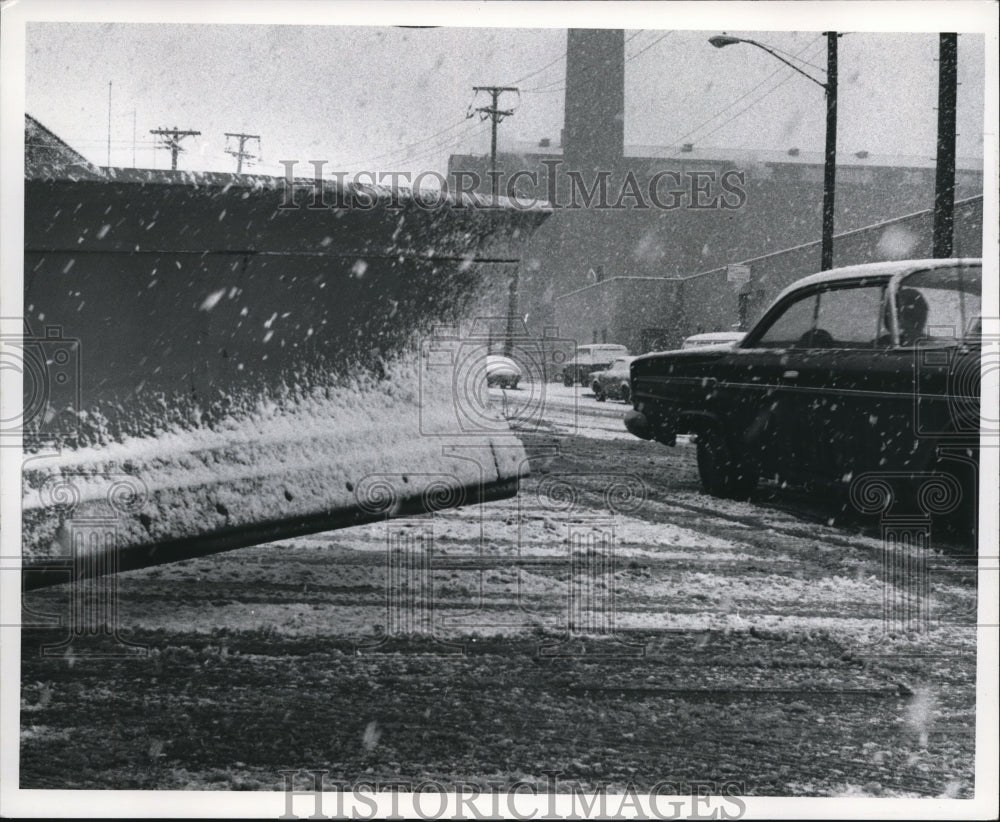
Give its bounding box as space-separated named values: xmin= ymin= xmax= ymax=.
xmin=726 ymin=263 xmax=751 ymax=286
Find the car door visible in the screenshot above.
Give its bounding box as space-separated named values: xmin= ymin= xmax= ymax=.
xmin=710 ymin=288 xmax=823 ymax=478
xmin=879 ymin=264 xmax=983 ymax=472
xmin=773 ymin=280 xmax=894 ymax=484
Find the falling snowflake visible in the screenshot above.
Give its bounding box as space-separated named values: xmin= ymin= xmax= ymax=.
xmin=199 ymin=289 xmax=226 ymax=312
xmin=362 ymin=720 xmax=381 ymax=751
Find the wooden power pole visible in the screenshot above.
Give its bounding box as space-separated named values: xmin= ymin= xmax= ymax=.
xmin=471 ymin=86 xmax=519 ymax=355
xmin=149 ymin=127 xmax=201 ymax=170
xmin=224 ymin=132 xmax=261 ymax=174
xmin=471 ymin=86 xmax=518 ymax=197
xmin=933 ymin=33 xmax=958 ymax=258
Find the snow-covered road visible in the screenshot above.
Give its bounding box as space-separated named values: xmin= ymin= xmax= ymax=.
xmin=20 ymin=380 xmax=978 ymax=796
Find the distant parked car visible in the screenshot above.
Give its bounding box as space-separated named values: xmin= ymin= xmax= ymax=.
xmin=591 ymin=356 xmax=637 ymax=402
xmin=626 ymin=259 xmax=982 ymax=519
xmin=486 ymin=355 xmax=521 ymax=389
xmin=562 ymin=344 xmax=629 ymax=386
xmin=681 ymin=331 xmax=746 ymax=349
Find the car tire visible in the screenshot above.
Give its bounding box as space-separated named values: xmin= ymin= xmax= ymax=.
xmin=620 ymin=385 xmax=631 ymax=404
xmin=696 ymin=425 xmax=759 ymax=499
xmin=592 ymin=383 xmax=606 ymax=401
xmin=563 ymin=373 xmax=574 ymax=387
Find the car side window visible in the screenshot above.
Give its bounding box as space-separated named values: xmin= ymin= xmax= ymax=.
xmin=896 ymin=266 xmax=983 ymax=345
xmin=751 ymin=293 xmax=817 ymax=348
xmin=813 ymin=285 xmax=886 ymax=349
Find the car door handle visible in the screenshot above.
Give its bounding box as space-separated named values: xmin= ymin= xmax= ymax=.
xmin=782 ymin=370 xmax=799 ymax=379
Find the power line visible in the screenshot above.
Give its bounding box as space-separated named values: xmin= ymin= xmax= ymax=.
xmin=662 ymin=35 xmax=824 ymax=151
xmin=512 ymin=29 xmax=644 ymax=87
xmin=396 ymin=121 xmax=491 ymax=168
xmin=332 ymin=115 xmax=473 ymax=170
xmin=351 ymin=118 xmax=488 ymax=171
xmin=624 ymin=30 xmax=674 ymax=63
xmin=677 ymin=71 xmax=800 ymax=147
xmin=761 ymin=41 xmax=828 ymax=75
xmin=521 ymin=30 xmax=672 ymax=94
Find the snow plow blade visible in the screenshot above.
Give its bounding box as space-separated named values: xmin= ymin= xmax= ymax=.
xmin=20 ymin=169 xmax=549 ymax=589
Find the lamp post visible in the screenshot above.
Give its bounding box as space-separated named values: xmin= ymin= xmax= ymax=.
xmin=710 ymin=33 xmax=838 ymax=271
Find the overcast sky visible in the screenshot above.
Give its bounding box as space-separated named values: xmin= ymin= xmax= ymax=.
xmin=20 ymin=10 xmax=991 ymax=180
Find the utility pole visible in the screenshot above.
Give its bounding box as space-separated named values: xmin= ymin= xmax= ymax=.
xmin=933 ymin=33 xmax=958 ymax=258
xmin=710 ymin=33 xmax=838 ymax=271
xmin=471 ymin=86 xmax=520 ymax=356
xmin=224 ymin=132 xmax=261 ymax=174
xmin=106 ymin=82 xmax=112 ymax=175
xmin=470 ymin=86 xmax=518 ymax=197
xmin=149 ymin=126 xmax=201 ymax=171
xmin=821 ymin=31 xmax=838 ymax=271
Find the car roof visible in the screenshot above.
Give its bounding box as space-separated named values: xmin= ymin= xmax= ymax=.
xmin=772 ymin=258 xmax=982 ymax=304
xmin=684 ymin=332 xmax=745 ymax=342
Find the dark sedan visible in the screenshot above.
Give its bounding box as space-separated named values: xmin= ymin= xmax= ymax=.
xmin=625 ymin=259 xmax=982 ymax=514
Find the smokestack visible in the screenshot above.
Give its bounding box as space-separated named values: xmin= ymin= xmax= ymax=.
xmin=563 ymin=29 xmax=625 ymax=173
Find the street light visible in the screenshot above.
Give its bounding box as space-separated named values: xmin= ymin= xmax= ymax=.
xmin=710 ymin=33 xmax=838 ymax=271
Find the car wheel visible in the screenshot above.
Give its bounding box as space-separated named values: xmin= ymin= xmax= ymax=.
xmin=563 ymin=373 xmax=574 ymax=387
xmin=592 ymin=382 xmax=606 ymax=401
xmin=696 ymin=425 xmax=759 ymax=499
xmin=620 ymin=385 xmax=631 ymax=404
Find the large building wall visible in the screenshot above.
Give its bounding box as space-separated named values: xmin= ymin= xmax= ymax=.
xmin=449 ymin=149 xmax=983 ymax=338
xmin=555 ymin=278 xmax=680 ymax=354
xmin=449 ymin=28 xmax=984 ymax=351
xmin=731 ymin=195 xmax=985 ymax=327
xmin=553 ymin=196 xmax=983 ymax=355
